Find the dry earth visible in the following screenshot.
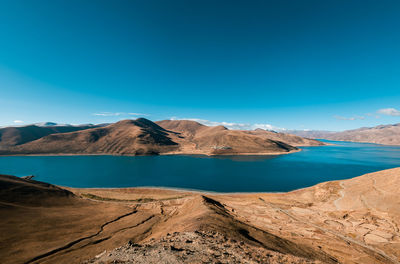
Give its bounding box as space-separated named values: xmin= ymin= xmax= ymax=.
xmin=1 ymin=167 xmax=400 ymax=264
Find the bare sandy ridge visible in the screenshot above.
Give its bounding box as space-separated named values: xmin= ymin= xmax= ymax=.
xmin=1 ymin=168 xmax=400 ymax=264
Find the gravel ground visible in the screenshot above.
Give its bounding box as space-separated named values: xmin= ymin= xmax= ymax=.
xmin=87 ymin=231 xmax=323 ymax=264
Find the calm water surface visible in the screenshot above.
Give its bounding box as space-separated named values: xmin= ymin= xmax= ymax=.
xmin=1 ymin=140 xmax=400 ymax=192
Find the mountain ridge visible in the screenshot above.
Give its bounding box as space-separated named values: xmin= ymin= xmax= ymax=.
xmin=0 ymin=118 xmax=324 ymax=156
xmin=0 ymin=124 xmax=102 ymax=148
xmin=289 ymin=123 xmax=400 ymax=145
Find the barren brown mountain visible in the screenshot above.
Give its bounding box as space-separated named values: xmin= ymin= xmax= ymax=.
xmin=0 ymin=124 xmax=100 ymax=148
xmin=156 ymin=120 xmax=324 ymax=147
xmin=156 ymin=119 xmax=324 ymax=155
xmin=1 ymin=168 xmax=400 ymax=264
xmin=324 ymin=123 xmax=400 ymax=145
xmin=2 ymin=119 xmax=179 ymax=155
xmin=0 ymin=118 xmax=324 ymax=156
xmin=290 ymin=123 xmax=400 ymax=145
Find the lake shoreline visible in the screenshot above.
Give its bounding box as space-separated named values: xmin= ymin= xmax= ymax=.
xmin=2 ymin=140 xmax=400 ymax=192
xmin=64 ymin=185 xmax=288 ymax=196
xmin=0 ymin=148 xmax=302 ymax=157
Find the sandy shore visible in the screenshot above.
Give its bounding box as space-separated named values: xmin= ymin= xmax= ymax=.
xmin=0 ymin=148 xmax=302 ymax=157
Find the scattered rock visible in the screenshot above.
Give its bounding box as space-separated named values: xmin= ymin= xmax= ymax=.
xmin=87 ymin=231 xmax=323 ymax=264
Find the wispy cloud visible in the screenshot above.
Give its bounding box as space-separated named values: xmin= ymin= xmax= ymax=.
xmin=13 ymin=120 xmax=24 ymax=124
xmin=170 ymin=117 xmax=285 ymax=131
xmin=93 ymin=112 xmax=149 ymax=117
xmin=366 ymin=113 xmax=381 ymax=119
xmin=377 ymin=108 xmax=400 ymax=116
xmin=334 ymin=115 xmax=365 ymax=121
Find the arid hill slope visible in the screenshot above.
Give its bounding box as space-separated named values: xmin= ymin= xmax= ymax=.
xmin=0 ymin=124 xmax=99 ymax=148
xmin=4 ymin=119 xmax=179 ymax=155
xmin=290 ymin=123 xmax=400 ymax=145
xmin=0 ymin=175 xmax=135 ymax=264
xmin=156 ymin=120 xmax=323 ymax=147
xmin=156 ymin=119 xmax=324 ymax=155
xmin=0 ymin=118 xmax=325 ymax=156
xmin=1 ymin=168 xmax=400 ymax=263
xmin=0 ymin=175 xmax=333 ymax=264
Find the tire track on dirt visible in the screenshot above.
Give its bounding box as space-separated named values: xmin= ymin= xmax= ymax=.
xmin=25 ymin=209 xmax=138 ymax=264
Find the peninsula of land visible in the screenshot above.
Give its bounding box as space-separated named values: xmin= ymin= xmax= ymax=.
xmin=0 ymin=118 xmax=324 ymax=156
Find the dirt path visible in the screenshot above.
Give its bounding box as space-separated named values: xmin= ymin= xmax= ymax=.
xmin=333 ymin=181 xmax=345 ymax=210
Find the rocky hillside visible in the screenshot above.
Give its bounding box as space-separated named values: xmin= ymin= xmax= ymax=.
xmin=88 ymin=231 xmax=323 ymax=264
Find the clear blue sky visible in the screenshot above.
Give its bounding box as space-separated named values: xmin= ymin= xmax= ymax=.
xmin=1 ymin=0 xmax=400 ymax=131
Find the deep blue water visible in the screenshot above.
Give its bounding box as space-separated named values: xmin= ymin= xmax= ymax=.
xmin=1 ymin=140 xmax=400 ymax=192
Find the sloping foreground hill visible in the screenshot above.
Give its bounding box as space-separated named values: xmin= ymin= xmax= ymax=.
xmin=290 ymin=123 xmax=400 ymax=145
xmin=1 ymin=168 xmax=400 ymax=263
xmin=0 ymin=174 xmax=335 ymax=264
xmin=0 ymin=124 xmax=100 ymax=148
xmin=0 ymin=118 xmax=324 ymax=156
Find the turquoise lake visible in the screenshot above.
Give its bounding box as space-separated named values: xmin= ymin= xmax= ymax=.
xmin=1 ymin=140 xmax=400 ymax=192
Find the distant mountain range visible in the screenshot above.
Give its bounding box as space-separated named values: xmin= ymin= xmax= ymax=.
xmin=0 ymin=123 xmax=103 ymax=148
xmin=289 ymin=123 xmax=400 ymax=145
xmin=0 ymin=118 xmax=324 ymax=155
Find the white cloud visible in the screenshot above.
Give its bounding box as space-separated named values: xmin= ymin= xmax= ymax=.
xmin=377 ymin=108 xmax=400 ymax=116
xmin=334 ymin=115 xmax=365 ymax=121
xmin=170 ymin=117 xmax=284 ymax=131
xmin=93 ymin=112 xmax=149 ymax=117
xmin=253 ymin=123 xmax=281 ymax=130
xmin=13 ymin=120 xmax=24 ymax=124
